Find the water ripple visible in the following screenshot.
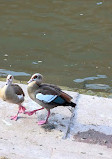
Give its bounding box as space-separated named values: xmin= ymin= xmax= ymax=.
xmin=0 ymin=69 xmax=30 ymax=77
xmin=74 ymin=75 xmax=107 ymax=83
xmin=85 ymin=84 xmax=110 ymax=90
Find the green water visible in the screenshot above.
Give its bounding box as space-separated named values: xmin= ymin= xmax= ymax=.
xmin=0 ymin=0 xmax=112 ymax=92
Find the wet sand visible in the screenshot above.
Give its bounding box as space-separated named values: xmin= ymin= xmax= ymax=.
xmin=74 ymin=129 xmax=112 ymax=148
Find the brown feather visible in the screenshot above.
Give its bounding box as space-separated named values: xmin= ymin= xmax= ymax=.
xmin=37 ymin=84 xmax=61 ymax=95
xmin=11 ymin=84 xmax=25 ymax=96
xmin=60 ymin=92 xmax=72 ymax=102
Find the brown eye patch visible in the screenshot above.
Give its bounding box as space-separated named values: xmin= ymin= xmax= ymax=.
xmin=33 ymin=75 xmax=37 ymax=79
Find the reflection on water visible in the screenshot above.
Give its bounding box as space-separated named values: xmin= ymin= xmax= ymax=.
xmin=74 ymin=75 xmax=107 ymax=83
xmin=0 ymin=0 xmax=112 ymax=92
xmin=0 ymin=69 xmax=30 ymax=77
xmin=85 ymin=84 xmax=111 ymax=90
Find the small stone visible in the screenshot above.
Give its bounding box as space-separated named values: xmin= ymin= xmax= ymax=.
xmin=38 ymin=61 xmax=42 ymax=63
xmin=96 ymin=2 xmax=103 ymax=5
xmin=32 ymin=62 xmax=38 ymax=65
xmin=104 ymin=140 xmax=108 ymax=144
xmin=81 ymin=137 xmax=87 ymax=140
xmin=4 ymin=54 xmax=8 ymax=56
xmin=81 ymin=152 xmax=86 ymax=154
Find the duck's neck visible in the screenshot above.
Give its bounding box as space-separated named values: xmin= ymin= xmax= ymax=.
xmin=6 ymin=80 xmax=12 ymax=86
xmin=27 ymin=81 xmax=40 ymax=99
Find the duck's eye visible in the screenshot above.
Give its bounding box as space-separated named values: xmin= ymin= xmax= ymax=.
xmin=33 ymin=75 xmax=37 ymax=79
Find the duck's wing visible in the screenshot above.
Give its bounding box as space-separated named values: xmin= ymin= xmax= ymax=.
xmin=11 ymin=84 xmax=25 ymax=96
xmin=41 ymin=83 xmax=62 ymax=92
xmin=0 ymin=84 xmax=25 ymax=103
xmin=38 ymin=84 xmax=61 ymax=95
xmin=35 ymin=84 xmax=72 ymax=104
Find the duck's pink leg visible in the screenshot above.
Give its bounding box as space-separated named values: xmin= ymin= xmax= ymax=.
xmin=11 ymin=105 xmax=26 ymax=121
xmin=25 ymin=107 xmax=44 ymax=116
xmin=38 ymin=110 xmax=50 ymax=125
xmin=18 ymin=105 xmax=26 ymax=113
xmin=10 ymin=115 xmax=18 ymax=121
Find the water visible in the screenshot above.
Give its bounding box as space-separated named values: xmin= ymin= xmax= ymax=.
xmin=0 ymin=0 xmax=112 ymax=92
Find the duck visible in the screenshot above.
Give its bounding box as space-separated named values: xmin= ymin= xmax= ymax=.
xmin=25 ymin=73 xmax=76 ymax=125
xmin=0 ymin=75 xmax=26 ymax=121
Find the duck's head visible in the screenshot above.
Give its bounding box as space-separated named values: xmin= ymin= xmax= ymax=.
xmin=27 ymin=73 xmax=43 ymax=85
xmin=6 ymin=75 xmax=14 ymax=85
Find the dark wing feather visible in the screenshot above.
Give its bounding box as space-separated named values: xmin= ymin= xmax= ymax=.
xmin=37 ymin=84 xmax=72 ymax=102
xmin=37 ymin=84 xmax=62 ymax=95
xmin=41 ymin=83 xmax=61 ymax=91
xmin=11 ymin=84 xmax=25 ymax=96
xmin=60 ymin=92 xmax=72 ymax=102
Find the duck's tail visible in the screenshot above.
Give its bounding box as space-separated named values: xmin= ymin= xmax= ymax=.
xmin=70 ymin=102 xmax=76 ymax=108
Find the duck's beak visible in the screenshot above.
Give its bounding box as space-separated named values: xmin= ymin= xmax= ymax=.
xmin=27 ymin=79 xmax=33 ymax=84
xmin=6 ymin=79 xmax=10 ymax=85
